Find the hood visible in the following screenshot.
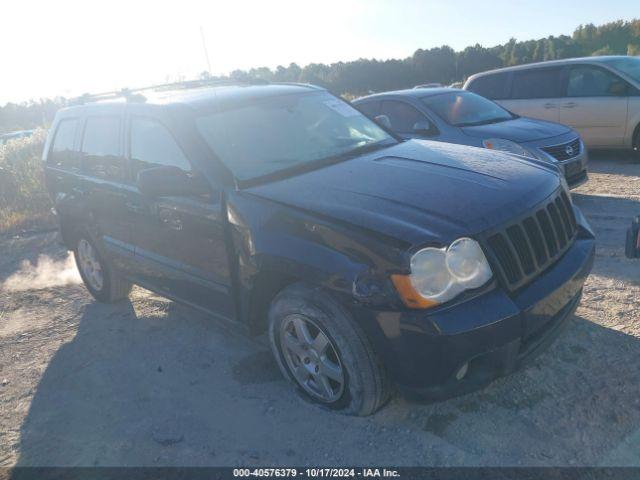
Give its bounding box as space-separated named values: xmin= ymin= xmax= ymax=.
xmin=246 ymin=140 xmax=562 ymax=246
xmin=461 ymin=117 xmax=571 ymax=143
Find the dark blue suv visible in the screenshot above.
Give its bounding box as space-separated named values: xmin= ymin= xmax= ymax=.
xmin=43 ymin=82 xmax=595 ymax=415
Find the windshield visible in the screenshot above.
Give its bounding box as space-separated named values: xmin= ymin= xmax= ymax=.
xmin=602 ymin=57 xmax=640 ymax=84
xmin=196 ymin=91 xmax=395 ymax=181
xmin=421 ymin=91 xmax=514 ymax=127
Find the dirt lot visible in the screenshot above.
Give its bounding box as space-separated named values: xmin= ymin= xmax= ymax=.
xmin=1 ymin=152 xmax=639 ymax=467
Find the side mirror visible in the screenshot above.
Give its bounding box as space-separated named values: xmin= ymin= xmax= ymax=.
xmin=137 ymin=166 xmax=210 ymax=197
xmin=374 ymin=114 xmax=392 ymax=129
xmin=412 ymin=120 xmax=436 ymax=136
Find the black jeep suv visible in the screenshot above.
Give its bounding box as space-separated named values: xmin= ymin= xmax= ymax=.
xmin=43 ymin=83 xmax=595 ymax=415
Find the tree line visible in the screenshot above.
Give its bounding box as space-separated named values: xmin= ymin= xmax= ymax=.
xmin=1 ymin=18 xmax=639 ymax=134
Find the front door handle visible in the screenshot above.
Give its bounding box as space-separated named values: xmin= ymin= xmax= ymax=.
xmin=125 ymin=201 xmax=147 ymax=214
xmin=159 ymin=210 xmax=183 ymax=231
xmin=543 ymin=103 xmax=557 ymax=109
xmin=562 ymin=102 xmax=577 ymax=108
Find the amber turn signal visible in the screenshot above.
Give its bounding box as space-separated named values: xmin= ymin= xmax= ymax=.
xmin=391 ymin=274 xmax=439 ymax=309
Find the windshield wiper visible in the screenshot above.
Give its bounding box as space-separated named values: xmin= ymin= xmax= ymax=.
xmin=239 ymin=139 xmax=397 ymax=188
xmin=325 ymin=139 xmax=397 ymax=162
xmin=455 ymin=117 xmax=511 ymax=127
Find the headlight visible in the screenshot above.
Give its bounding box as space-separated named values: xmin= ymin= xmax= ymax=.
xmin=483 ymin=138 xmax=535 ymax=158
xmin=392 ymin=238 xmax=492 ymax=309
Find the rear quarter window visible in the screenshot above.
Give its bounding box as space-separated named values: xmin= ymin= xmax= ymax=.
xmin=466 ymin=73 xmax=510 ymax=100
xmin=48 ymin=119 xmax=80 ymax=171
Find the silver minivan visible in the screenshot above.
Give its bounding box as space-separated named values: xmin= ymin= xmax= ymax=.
xmin=464 ymin=56 xmax=640 ymax=154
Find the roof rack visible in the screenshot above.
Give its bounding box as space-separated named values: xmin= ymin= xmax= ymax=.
xmin=71 ymin=78 xmax=270 ymax=105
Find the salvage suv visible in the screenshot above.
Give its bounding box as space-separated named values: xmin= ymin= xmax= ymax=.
xmin=43 ymin=82 xmax=595 ymax=416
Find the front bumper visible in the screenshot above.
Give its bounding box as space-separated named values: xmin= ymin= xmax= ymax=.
xmin=558 ymin=149 xmax=589 ymax=189
xmin=523 ymin=134 xmax=589 ymax=189
xmin=352 ymin=207 xmax=595 ymax=400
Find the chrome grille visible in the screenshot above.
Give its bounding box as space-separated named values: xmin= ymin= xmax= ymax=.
xmin=485 ymin=190 xmax=578 ymax=291
xmin=540 ymin=138 xmax=581 ymax=161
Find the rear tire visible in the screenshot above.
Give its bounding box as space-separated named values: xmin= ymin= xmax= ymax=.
xmin=74 ymin=230 xmax=132 ymax=303
xmin=268 ymin=283 xmax=391 ymax=416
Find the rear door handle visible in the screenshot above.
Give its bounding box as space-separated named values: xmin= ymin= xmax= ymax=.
xmin=543 ymin=103 xmax=557 ymax=109
xmin=562 ymin=102 xmax=577 ymax=108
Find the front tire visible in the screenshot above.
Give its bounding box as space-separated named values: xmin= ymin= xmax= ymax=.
xmin=268 ymin=283 xmax=391 ymax=416
xmin=74 ymin=231 xmax=132 ymax=303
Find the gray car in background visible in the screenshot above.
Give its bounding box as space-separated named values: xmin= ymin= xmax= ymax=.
xmin=353 ymin=88 xmax=588 ymax=188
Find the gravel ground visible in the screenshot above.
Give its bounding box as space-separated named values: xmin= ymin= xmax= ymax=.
xmin=0 ymin=152 xmax=639 ymax=467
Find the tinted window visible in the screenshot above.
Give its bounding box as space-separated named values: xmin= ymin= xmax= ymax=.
xmin=511 ymin=68 xmax=562 ymax=99
xmin=379 ymin=100 xmax=426 ymax=133
xmin=467 ymin=73 xmax=510 ymax=100
xmin=49 ymin=119 xmax=79 ymax=171
xmin=130 ymin=117 xmax=191 ymax=178
xmin=82 ymin=116 xmax=123 ymax=181
xmin=355 ymin=100 xmax=380 ymax=119
xmin=567 ymin=66 xmax=626 ymax=97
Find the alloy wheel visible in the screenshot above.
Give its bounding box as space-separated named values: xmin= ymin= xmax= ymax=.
xmin=279 ymin=314 xmax=345 ymax=403
xmin=77 ymin=238 xmax=104 ymax=292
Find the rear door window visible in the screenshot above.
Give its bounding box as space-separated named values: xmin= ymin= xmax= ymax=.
xmin=49 ymin=119 xmax=80 ymax=171
xmin=467 ymin=73 xmax=510 ymax=100
xmin=511 ymin=68 xmax=563 ymax=99
xmin=567 ymin=66 xmax=627 ymax=97
xmin=81 ymin=116 xmax=124 ymax=181
xmin=379 ymin=100 xmax=427 ymax=133
xmin=129 ymin=117 xmax=192 ymax=179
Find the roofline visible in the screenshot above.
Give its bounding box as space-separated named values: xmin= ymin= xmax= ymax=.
xmin=466 ymin=55 xmax=631 ymax=81
xmin=353 ymin=87 xmax=460 ymax=102
xmin=70 ymin=80 xmax=325 ymax=106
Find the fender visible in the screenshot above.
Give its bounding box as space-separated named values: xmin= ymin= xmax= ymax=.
xmin=224 ymin=191 xmax=408 ymax=334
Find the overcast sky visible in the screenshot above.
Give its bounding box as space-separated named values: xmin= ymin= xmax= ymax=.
xmin=1 ymin=0 xmax=638 ymax=105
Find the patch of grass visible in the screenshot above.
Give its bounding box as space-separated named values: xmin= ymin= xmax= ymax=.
xmin=0 ymin=130 xmax=55 ymax=234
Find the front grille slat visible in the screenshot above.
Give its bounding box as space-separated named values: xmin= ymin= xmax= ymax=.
xmin=541 ymin=138 xmax=581 ymax=161
xmin=506 ymin=225 xmax=535 ymax=275
xmin=523 ymin=217 xmax=548 ymax=267
xmin=537 ymin=209 xmax=558 ymax=257
xmin=547 ymin=202 xmax=567 ymax=248
xmin=560 ymin=191 xmax=577 ymax=232
xmin=555 ymin=197 xmax=574 ymax=238
xmin=488 ymin=233 xmax=523 ymax=284
xmin=484 ymin=189 xmax=578 ymax=291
